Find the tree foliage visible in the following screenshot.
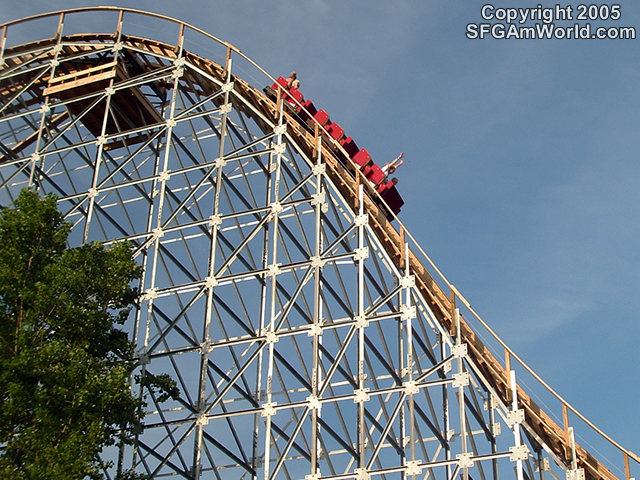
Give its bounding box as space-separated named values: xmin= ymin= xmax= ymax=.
xmin=0 ymin=189 xmax=174 ymax=479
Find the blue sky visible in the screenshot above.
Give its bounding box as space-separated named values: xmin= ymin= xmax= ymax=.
xmin=3 ymin=0 xmax=639 ymax=473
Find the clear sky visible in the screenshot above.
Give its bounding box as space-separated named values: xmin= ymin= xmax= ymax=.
xmin=3 ymin=0 xmax=639 ymax=474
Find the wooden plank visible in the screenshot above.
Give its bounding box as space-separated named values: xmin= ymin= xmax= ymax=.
xmin=48 ymin=60 xmax=117 ymax=84
xmin=43 ymin=69 xmax=115 ymax=96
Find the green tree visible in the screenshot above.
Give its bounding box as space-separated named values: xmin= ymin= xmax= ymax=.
xmin=0 ymin=189 xmax=174 ymax=479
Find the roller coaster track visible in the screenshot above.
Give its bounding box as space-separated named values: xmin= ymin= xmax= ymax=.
xmin=0 ymin=8 xmax=637 ymax=480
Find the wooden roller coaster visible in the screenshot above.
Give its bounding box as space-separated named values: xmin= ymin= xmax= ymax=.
xmin=0 ymin=8 xmax=637 ymax=480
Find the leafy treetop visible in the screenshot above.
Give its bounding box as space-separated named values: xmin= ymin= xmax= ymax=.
xmin=0 ymin=189 xmax=176 ymax=480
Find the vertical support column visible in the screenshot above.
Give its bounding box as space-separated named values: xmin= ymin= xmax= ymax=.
xmin=356 ymin=183 xmax=367 ymax=472
xmin=455 ymin=308 xmax=470 ymax=480
xmin=274 ymin=81 xmax=282 ymax=121
xmin=82 ymin=11 xmax=125 ymax=242
xmin=224 ymin=45 xmax=232 ymax=79
xmin=398 ymin=260 xmax=406 ymax=477
xmin=441 ymin=331 xmax=451 ymax=480
xmin=134 ymin=7 xmax=164 ymax=357
xmin=563 ymin=404 xmax=571 ymax=448
xmin=109 ymin=11 xmax=130 ymax=478
xmin=442 ymin=289 xmax=455 ymax=478
xmin=193 ymin=35 xmax=230 ymax=479
xmin=132 ymin=9 xmax=164 ymax=468
xmin=400 ymin=226 xmax=406 ymax=270
xmin=263 ymin=97 xmax=286 ymax=480
xmin=141 ymin=23 xmax=184 ymax=357
xmin=0 ymin=25 xmax=7 ymax=67
xmin=309 ymin=134 xmax=325 ymax=479
xmin=537 ymin=448 xmax=547 ymax=480
xmin=29 ymin=13 xmax=66 ymax=190
xmin=403 ymin=241 xmax=418 ymax=475
xmin=505 ymin=351 xmax=512 ymax=402
xmin=488 ymin=392 xmax=499 ymax=480
xmin=253 ymin=96 xmax=279 ymax=480
xmin=563 ymin=406 xmax=585 ymax=480
xmin=568 ymin=427 xmax=578 ymax=472
xmin=624 ymin=453 xmax=631 ymax=480
xmin=447 ymin=291 xmax=458 ymax=480
xmin=449 ymin=288 xmax=456 ymax=337
xmin=510 ymin=370 xmax=525 ymax=480
xmin=136 ymin=17 xmax=184 ymax=472
xmin=399 ymin=307 xmax=406 ymax=476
